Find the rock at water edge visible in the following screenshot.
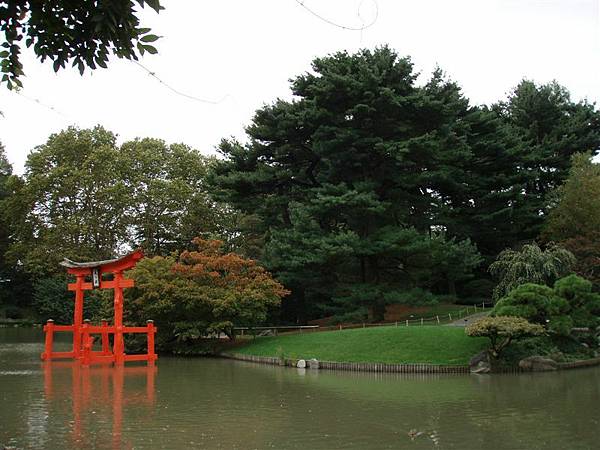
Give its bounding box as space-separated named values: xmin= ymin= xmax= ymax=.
xmin=469 ymin=350 xmax=491 ymax=374
xmin=519 ymin=356 xmax=558 ymax=371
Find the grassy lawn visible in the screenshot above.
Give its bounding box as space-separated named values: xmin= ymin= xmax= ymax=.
xmin=234 ymin=325 xmax=487 ymax=365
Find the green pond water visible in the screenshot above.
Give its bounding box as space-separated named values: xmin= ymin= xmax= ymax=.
xmin=1 ymin=327 xmax=600 ymax=450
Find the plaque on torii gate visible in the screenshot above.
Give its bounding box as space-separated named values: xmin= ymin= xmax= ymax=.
xmin=41 ymin=249 xmax=157 ymax=365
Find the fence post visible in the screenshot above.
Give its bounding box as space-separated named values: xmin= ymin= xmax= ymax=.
xmin=421 ymin=318 xmax=424 ymax=326
xmin=339 ymin=324 xmax=342 ymax=331
xmin=474 ymin=304 xmax=478 ymax=312
xmin=42 ymin=319 xmax=54 ymax=361
xmin=395 ymin=321 xmax=398 ymax=327
xmin=448 ymin=313 xmax=452 ymax=321
xmin=406 ymin=320 xmax=409 ymax=327
xmin=436 ymin=315 xmax=440 ymax=324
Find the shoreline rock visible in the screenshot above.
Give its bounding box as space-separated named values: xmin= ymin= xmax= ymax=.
xmin=469 ymin=350 xmax=491 ymax=374
xmin=519 ymin=356 xmax=558 ymax=371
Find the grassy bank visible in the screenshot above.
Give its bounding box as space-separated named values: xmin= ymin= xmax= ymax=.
xmin=234 ymin=326 xmax=487 ymax=365
xmin=0 ymin=318 xmax=36 ymax=327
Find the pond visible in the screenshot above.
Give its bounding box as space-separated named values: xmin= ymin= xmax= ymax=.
xmin=1 ymin=327 xmax=599 ymax=449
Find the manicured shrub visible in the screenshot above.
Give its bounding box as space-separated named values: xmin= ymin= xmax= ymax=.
xmin=500 ymin=334 xmax=595 ymax=366
xmin=554 ymin=274 xmax=600 ymax=328
xmin=493 ymin=283 xmax=567 ymax=323
xmin=465 ymin=316 xmax=544 ymax=358
xmin=492 ymin=274 xmax=600 ymax=335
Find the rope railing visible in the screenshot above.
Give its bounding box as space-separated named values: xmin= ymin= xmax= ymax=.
xmin=316 ymin=302 xmax=494 ymax=332
xmin=234 ymin=302 xmax=494 ymax=337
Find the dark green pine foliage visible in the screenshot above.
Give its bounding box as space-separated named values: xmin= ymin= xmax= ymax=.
xmin=446 ymin=81 xmax=600 ymax=261
xmin=211 ymin=48 xmax=482 ymax=322
xmin=493 ymin=80 xmax=600 ymax=249
xmin=449 ymin=107 xmax=523 ymax=260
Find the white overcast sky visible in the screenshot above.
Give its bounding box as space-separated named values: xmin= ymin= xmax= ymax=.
xmin=0 ymin=0 xmax=598 ymax=174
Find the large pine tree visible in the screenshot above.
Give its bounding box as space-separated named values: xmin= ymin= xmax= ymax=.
xmin=211 ymin=50 xmax=600 ymax=323
xmin=211 ymin=48 xmax=482 ymax=322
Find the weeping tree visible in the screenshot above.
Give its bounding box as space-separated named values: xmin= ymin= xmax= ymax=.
xmin=489 ymin=242 xmax=575 ymax=300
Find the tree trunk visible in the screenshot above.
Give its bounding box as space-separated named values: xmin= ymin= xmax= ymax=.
xmin=360 ymin=257 xmax=366 ymax=283
xmin=372 ymin=302 xmax=386 ymax=322
xmin=295 ymin=287 xmax=307 ymax=324
xmin=448 ymin=278 xmax=457 ymax=297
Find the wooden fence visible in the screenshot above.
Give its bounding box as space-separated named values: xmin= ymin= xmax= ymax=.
xmin=235 ymin=302 xmax=494 ymax=337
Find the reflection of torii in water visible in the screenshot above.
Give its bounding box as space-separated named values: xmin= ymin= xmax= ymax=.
xmin=41 ymin=250 xmax=157 ymax=366
xmin=43 ymin=361 xmax=156 ymax=449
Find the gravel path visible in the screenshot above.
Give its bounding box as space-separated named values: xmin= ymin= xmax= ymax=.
xmin=445 ymin=311 xmax=490 ymax=327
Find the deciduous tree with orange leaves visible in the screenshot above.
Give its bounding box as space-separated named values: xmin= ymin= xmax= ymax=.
xmin=127 ymin=238 xmax=289 ymax=353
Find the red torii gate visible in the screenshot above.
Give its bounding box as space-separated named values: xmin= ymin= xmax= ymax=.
xmin=41 ymin=250 xmax=157 ymax=365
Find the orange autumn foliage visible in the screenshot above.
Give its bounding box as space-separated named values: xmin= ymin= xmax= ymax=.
xmin=174 ymin=238 xmax=290 ymax=300
xmin=128 ymin=238 xmax=289 ymax=349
